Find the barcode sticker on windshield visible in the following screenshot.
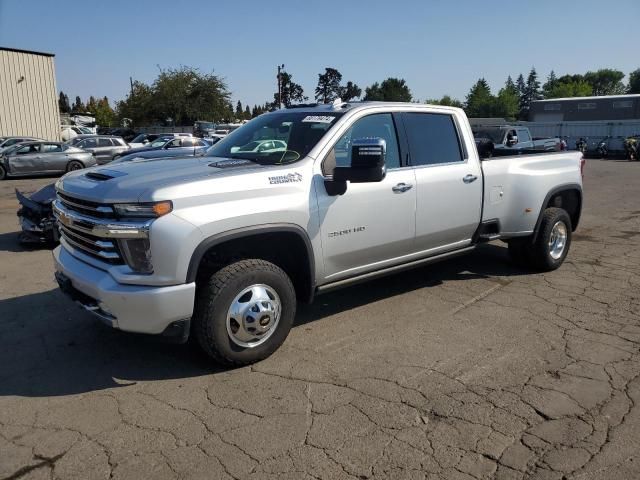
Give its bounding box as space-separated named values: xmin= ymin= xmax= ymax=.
xmin=302 ymin=115 xmax=335 ymax=124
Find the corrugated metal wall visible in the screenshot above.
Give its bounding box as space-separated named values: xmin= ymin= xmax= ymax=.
xmin=0 ymin=49 xmax=60 ymax=140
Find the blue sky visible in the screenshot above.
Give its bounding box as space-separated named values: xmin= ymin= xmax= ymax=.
xmin=1 ymin=0 xmax=638 ymax=109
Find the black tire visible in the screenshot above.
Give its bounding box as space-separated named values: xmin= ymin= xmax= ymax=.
xmin=527 ymin=207 xmax=572 ymax=272
xmin=192 ymin=259 xmax=296 ymax=366
xmin=0 ymin=164 xmax=6 ymax=180
xmin=66 ymin=160 xmax=84 ymax=172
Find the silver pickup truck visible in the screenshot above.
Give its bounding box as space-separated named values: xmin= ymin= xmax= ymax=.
xmin=52 ymin=101 xmax=584 ymax=365
xmin=473 ymin=125 xmax=560 ymax=157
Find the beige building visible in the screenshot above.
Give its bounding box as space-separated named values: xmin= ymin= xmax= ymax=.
xmin=0 ymin=47 xmax=60 ymax=141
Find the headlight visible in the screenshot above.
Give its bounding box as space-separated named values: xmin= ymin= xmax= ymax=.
xmin=113 ymin=201 xmax=172 ymax=218
xmin=118 ymin=238 xmax=153 ymax=274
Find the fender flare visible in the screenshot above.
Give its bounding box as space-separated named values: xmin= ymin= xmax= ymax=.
xmin=186 ymin=223 xmax=316 ymax=299
xmin=532 ymin=183 xmax=583 ymax=242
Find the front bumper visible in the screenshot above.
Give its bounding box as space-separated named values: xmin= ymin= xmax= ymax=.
xmin=53 ymin=245 xmax=195 ymax=334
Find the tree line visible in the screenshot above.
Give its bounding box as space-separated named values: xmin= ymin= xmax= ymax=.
xmin=59 ymin=66 xmax=640 ymax=127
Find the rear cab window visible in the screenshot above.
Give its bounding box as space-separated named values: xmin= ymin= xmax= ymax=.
xmin=401 ymin=112 xmax=464 ymax=166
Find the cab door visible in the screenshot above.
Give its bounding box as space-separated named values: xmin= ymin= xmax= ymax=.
xmin=8 ymin=144 xmax=42 ymax=174
xmin=316 ymin=113 xmax=416 ymax=281
xmin=399 ymin=112 xmax=482 ymax=252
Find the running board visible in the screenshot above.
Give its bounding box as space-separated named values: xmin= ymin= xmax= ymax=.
xmin=316 ymin=246 xmax=476 ymax=294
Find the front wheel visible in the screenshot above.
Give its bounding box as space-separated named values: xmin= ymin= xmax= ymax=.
xmin=66 ymin=160 xmax=84 ymax=172
xmin=192 ymin=259 xmax=296 ymax=366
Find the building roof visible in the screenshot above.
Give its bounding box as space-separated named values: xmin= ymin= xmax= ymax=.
xmin=533 ymin=94 xmax=640 ymax=103
xmin=0 ymin=46 xmax=55 ymax=57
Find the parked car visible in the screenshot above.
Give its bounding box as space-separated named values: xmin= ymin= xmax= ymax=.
xmin=473 ymin=126 xmax=559 ymax=156
xmin=115 ymin=137 xmax=209 ymax=161
xmin=0 ymin=136 xmax=42 ymax=153
xmin=106 ymin=128 xmax=137 ymax=142
xmin=61 ymin=125 xmax=94 ymax=141
xmin=0 ymin=141 xmax=96 ymax=179
xmin=230 ymin=139 xmax=287 ymax=153
xmin=193 ymin=121 xmax=215 ymax=138
xmin=15 ymin=183 xmax=57 ymax=243
xmin=127 ymin=133 xmax=192 ymax=149
xmin=52 ymin=102 xmax=584 ymax=365
xmin=66 ymin=135 xmax=129 ymax=164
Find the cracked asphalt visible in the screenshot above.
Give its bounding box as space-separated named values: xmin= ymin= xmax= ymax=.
xmin=1 ymin=158 xmax=639 ymax=480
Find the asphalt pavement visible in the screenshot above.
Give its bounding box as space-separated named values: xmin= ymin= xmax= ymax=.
xmin=0 ymin=158 xmax=639 ymax=479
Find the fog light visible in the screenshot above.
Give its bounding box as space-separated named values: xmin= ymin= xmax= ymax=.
xmin=118 ymin=238 xmax=153 ymax=274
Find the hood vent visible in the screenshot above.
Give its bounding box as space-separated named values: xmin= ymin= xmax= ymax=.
xmin=85 ymin=169 xmax=128 ymax=181
xmin=85 ymin=172 xmax=113 ymax=181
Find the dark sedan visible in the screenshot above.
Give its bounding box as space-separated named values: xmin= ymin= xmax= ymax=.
xmin=114 ymin=137 xmax=209 ymax=161
xmin=0 ymin=141 xmax=96 ymax=179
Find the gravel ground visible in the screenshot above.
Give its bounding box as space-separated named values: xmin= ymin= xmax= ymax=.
xmin=0 ymin=158 xmax=639 ymax=480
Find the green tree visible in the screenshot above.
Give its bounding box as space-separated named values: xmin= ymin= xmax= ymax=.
xmin=72 ymin=95 xmax=85 ymax=112
xmin=94 ymin=97 xmax=115 ymax=127
xmin=426 ymin=95 xmax=463 ymax=108
xmin=116 ymin=67 xmax=231 ymax=126
xmin=546 ymin=81 xmax=592 ymax=98
xmin=58 ymin=92 xmax=70 ymax=113
xmin=494 ymin=77 xmax=520 ymax=119
xmin=244 ymin=104 xmax=251 ymax=119
xmin=518 ymin=67 xmax=542 ymax=119
xmin=584 ymin=69 xmax=626 ymax=96
xmin=115 ymin=80 xmax=155 ymax=126
xmin=85 ymin=96 xmax=98 ymax=113
xmin=364 ymin=78 xmax=412 ymax=102
xmin=542 ymin=70 xmax=558 ymax=98
xmin=235 ymin=100 xmax=243 ymax=119
xmin=273 ymin=71 xmax=307 ymax=107
xmin=464 ymin=78 xmax=494 ymax=118
xmin=315 ymin=67 xmax=343 ymax=103
xmin=340 ymin=81 xmax=362 ymax=101
xmin=628 ymin=69 xmax=640 ymax=93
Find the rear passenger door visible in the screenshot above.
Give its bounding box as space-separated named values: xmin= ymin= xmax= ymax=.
xmin=400 ymin=112 xmax=482 ymax=252
xmin=40 ymin=143 xmax=67 ymax=172
xmin=94 ymin=138 xmax=115 ymax=162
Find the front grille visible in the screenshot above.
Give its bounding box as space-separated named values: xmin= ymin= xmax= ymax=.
xmin=57 ymin=192 xmax=114 ymax=218
xmin=56 ymin=192 xmax=124 ymax=264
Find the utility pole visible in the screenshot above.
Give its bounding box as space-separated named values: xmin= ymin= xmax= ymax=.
xmin=129 ymin=76 xmax=134 ymax=98
xmin=277 ymin=64 xmax=285 ymax=108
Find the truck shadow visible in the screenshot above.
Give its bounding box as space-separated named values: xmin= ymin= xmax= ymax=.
xmin=0 ymin=231 xmax=55 ymax=253
xmin=0 ymin=243 xmax=528 ymax=398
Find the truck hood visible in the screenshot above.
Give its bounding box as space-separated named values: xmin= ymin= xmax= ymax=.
xmin=56 ymin=156 xmax=266 ymax=203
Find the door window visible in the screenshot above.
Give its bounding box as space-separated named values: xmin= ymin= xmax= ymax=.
xmin=41 ymin=143 xmax=62 ymax=153
xmin=81 ymin=138 xmax=97 ymax=148
xmin=518 ymin=129 xmax=531 ymax=142
xmin=167 ymin=139 xmax=182 ymax=148
xmin=327 ymin=113 xmax=401 ymax=172
xmin=403 ymin=113 xmax=463 ymax=166
xmin=97 ymin=138 xmax=112 ymax=147
xmin=16 ymin=144 xmax=39 ymax=155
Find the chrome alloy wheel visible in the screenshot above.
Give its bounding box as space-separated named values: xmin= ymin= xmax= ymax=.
xmin=226 ymin=284 xmax=281 ymax=348
xmin=548 ymin=221 xmax=568 ymax=260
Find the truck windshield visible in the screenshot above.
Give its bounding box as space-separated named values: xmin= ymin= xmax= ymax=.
xmin=205 ymin=112 xmax=343 ymax=165
xmin=474 ymin=129 xmax=505 ymax=144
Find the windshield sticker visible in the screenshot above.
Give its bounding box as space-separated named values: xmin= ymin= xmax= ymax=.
xmin=269 ymin=172 xmax=302 ymax=184
xmin=301 ymin=115 xmax=335 ymax=124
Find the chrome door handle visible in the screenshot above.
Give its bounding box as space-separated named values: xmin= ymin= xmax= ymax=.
xmin=392 ymin=183 xmax=413 ymax=193
xmin=463 ymin=174 xmax=478 ymax=183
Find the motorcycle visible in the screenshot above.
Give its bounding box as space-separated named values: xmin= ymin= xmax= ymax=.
xmin=576 ymin=137 xmax=588 ymax=154
xmin=624 ymin=135 xmax=639 ymax=161
xmin=596 ymin=136 xmax=610 ymax=158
